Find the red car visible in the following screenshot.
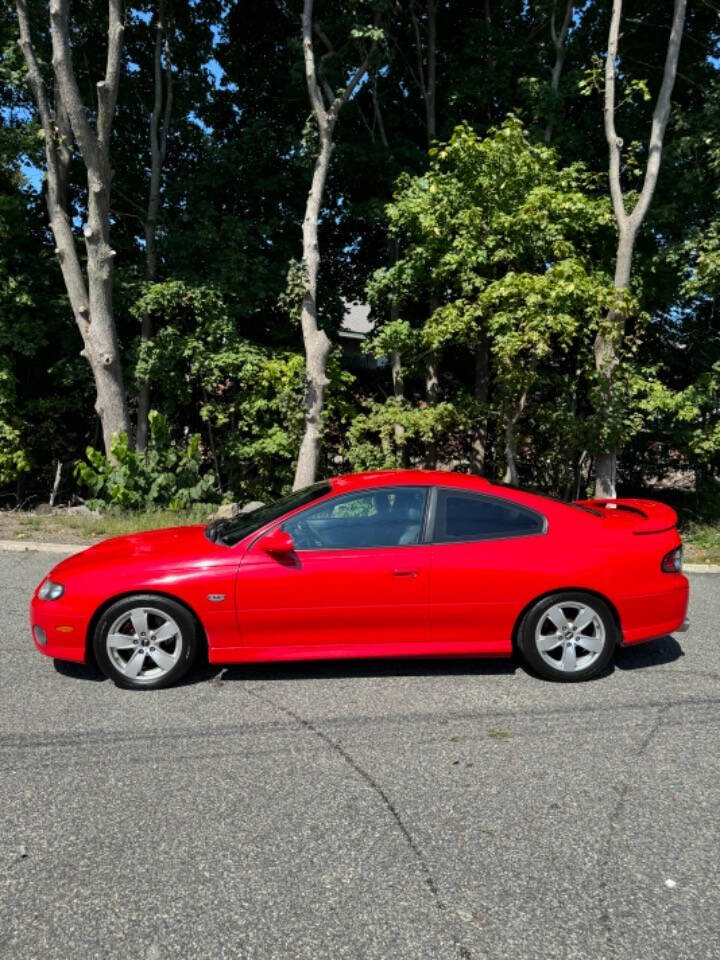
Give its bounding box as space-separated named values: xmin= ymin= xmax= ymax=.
xmin=30 ymin=470 xmax=689 ymax=689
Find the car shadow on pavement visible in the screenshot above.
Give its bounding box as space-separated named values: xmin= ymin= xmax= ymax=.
xmin=216 ymin=656 xmax=519 ymax=684
xmin=53 ymin=659 xmax=107 ymax=682
xmin=614 ymin=633 xmax=684 ymax=671
xmin=52 ymin=635 xmax=684 ymax=686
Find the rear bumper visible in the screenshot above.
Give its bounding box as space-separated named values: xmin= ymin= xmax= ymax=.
xmin=618 ymin=576 xmax=690 ymax=645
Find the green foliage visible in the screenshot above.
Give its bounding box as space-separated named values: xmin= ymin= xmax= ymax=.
xmin=2 ymin=0 xmax=720 ymax=506
xmin=364 ymin=117 xmax=623 ymax=476
xmin=131 ymin=280 xmax=355 ymax=501
xmin=346 ymin=398 xmax=465 ymax=471
xmin=74 ymin=412 xmax=216 ymax=510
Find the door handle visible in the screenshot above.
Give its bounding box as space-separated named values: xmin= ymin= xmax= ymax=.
xmin=393 ymin=569 xmax=419 ymax=578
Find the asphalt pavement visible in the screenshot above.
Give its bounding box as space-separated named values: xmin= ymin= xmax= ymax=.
xmin=1 ymin=550 xmax=718 ymax=960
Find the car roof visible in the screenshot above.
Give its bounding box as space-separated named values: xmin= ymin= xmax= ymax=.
xmin=327 ymin=469 xmax=578 ymax=520
xmin=329 ymin=469 xmax=494 ymax=493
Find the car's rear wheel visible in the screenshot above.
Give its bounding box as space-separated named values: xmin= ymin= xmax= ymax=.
xmin=518 ymin=591 xmax=616 ymax=682
xmin=93 ymin=595 xmax=198 ymax=690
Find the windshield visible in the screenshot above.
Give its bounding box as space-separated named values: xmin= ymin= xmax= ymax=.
xmin=205 ymin=482 xmax=332 ymax=547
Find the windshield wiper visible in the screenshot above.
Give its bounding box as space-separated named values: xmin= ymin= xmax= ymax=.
xmin=205 ymin=518 xmax=232 ymax=544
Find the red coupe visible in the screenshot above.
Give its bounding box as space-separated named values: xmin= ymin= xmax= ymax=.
xmin=30 ymin=470 xmax=689 ymax=688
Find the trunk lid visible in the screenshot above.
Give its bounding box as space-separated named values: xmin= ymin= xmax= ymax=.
xmin=573 ymin=498 xmax=678 ymax=535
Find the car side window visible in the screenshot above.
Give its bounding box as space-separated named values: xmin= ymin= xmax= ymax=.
xmin=433 ymin=490 xmax=544 ymax=543
xmin=284 ymin=487 xmax=428 ymax=550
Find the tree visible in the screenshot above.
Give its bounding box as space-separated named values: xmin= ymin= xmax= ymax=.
xmin=292 ymin=0 xmax=378 ymax=489
xmin=136 ymin=0 xmax=174 ymax=452
xmin=594 ymin=0 xmax=687 ymax=497
xmin=368 ymin=118 xmax=615 ymax=484
xmin=14 ymin=0 xmax=129 ymax=456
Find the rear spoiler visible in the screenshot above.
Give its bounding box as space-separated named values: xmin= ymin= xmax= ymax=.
xmin=573 ymin=498 xmax=678 ymax=535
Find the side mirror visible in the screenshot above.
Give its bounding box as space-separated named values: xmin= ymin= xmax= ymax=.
xmin=257 ymin=528 xmax=295 ymax=555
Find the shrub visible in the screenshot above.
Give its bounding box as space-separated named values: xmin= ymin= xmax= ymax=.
xmin=74 ymin=411 xmax=217 ymax=510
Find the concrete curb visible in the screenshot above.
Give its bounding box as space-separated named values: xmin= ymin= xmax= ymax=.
xmin=0 ymin=539 xmax=89 ymax=555
xmin=2 ymin=538 xmax=720 ymax=573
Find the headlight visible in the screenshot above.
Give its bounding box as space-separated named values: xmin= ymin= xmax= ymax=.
xmin=39 ymin=580 xmax=65 ymax=600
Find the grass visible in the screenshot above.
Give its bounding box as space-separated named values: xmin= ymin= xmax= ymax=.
xmin=682 ymin=522 xmax=720 ymax=565
xmin=4 ymin=504 xmax=215 ymax=545
xmin=487 ymin=725 xmax=512 ymax=741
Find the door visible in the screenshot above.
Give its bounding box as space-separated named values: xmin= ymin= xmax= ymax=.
xmin=429 ymin=488 xmax=547 ymax=654
xmin=235 ymin=486 xmax=432 ymax=656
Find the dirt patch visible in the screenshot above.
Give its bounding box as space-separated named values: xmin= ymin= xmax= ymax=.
xmin=0 ymin=511 xmax=100 ymax=545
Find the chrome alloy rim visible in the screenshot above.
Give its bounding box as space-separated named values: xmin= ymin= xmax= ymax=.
xmin=535 ymin=601 xmax=606 ymax=673
xmin=106 ymin=606 xmax=182 ymax=683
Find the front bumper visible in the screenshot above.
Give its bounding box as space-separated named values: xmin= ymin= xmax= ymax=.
xmin=30 ymin=594 xmax=88 ymax=663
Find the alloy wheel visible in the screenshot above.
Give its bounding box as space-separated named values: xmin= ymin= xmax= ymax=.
xmin=106 ymin=606 xmax=183 ymax=684
xmin=534 ymin=600 xmax=606 ymax=674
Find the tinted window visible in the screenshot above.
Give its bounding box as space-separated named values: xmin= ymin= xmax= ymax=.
xmin=207 ymin=482 xmax=331 ymax=546
xmin=284 ymin=487 xmax=428 ymax=550
xmin=433 ymin=490 xmax=543 ymax=542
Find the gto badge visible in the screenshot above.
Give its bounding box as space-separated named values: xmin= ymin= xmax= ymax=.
xmin=207 ymin=594 xmax=226 ymax=603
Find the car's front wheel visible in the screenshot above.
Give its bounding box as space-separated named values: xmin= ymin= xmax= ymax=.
xmin=93 ymin=594 xmax=198 ymax=690
xmin=517 ymin=591 xmax=617 ymax=682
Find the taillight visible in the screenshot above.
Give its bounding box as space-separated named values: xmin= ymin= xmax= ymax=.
xmin=661 ymin=547 xmax=683 ymax=573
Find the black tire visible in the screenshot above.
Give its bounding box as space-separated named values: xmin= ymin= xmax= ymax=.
xmin=517 ymin=591 xmax=617 ymax=682
xmin=93 ymin=594 xmax=198 ymax=690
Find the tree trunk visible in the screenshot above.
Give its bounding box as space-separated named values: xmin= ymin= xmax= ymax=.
xmin=544 ymin=0 xmax=573 ymax=144
xmin=135 ymin=312 xmax=152 ymax=452
xmin=593 ymin=0 xmax=687 ymax=497
xmin=389 ymin=239 xmax=406 ymax=464
xmin=391 ymin=348 xmax=406 ymax=464
xmin=15 ymin=0 xmax=129 ymax=456
xmin=83 ymin=154 xmax=128 ymax=456
xmin=409 ymin=2 xmax=441 ymax=464
xmin=424 ymin=358 xmax=439 ymax=468
xmin=293 ymin=127 xmax=333 ymax=490
xmin=502 ymin=387 xmax=528 ymax=486
xmin=503 ymin=429 xmax=519 ymax=486
xmin=594 ymin=452 xmax=616 ymax=499
xmin=470 ymin=335 xmax=489 ymax=474
xmin=137 ymin=1 xmax=173 ymax=452
xmin=410 ymin=0 xmax=437 ymax=144
xmin=293 ymin=0 xmax=376 ymax=488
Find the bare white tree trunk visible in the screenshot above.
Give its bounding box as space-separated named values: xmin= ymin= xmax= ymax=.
xmin=424 ymin=343 xmax=439 ymax=468
xmin=49 ymin=460 xmax=62 ymax=507
xmin=503 ymin=386 xmax=529 ymax=485
xmin=15 ymin=0 xmax=129 ymax=456
xmin=594 ymin=0 xmax=686 ymax=497
xmin=137 ymin=0 xmax=173 ymax=452
xmin=293 ymin=0 xmax=377 ymax=489
xmin=470 ymin=335 xmax=489 ymax=474
xmin=544 ymin=0 xmax=574 ymax=144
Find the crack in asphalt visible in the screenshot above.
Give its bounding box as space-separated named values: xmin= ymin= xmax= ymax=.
xmin=597 ymin=704 xmax=673 ymax=958
xmin=241 ymin=683 xmax=476 ymax=960
xmin=1 ymin=693 xmax=718 ymax=753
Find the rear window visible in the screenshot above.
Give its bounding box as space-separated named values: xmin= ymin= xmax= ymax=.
xmin=433 ymin=490 xmax=544 ymax=543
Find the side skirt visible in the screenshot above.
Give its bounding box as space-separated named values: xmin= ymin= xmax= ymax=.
xmin=208 ymin=637 xmax=512 ymax=665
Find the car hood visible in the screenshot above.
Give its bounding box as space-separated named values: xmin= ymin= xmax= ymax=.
xmin=51 ymin=525 xmax=229 ymax=577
